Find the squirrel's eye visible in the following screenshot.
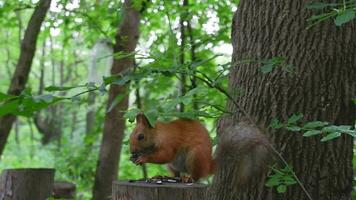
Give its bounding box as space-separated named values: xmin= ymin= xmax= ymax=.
xmin=137 ymin=133 xmax=145 ymax=141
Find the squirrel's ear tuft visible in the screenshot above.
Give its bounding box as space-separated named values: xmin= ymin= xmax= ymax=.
xmin=136 ymin=113 xmax=152 ymax=128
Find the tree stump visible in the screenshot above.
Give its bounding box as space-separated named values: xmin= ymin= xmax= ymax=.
xmin=0 ymin=168 xmax=55 ymax=200
xmin=52 ymin=181 xmax=76 ymax=199
xmin=112 ymin=181 xmax=207 ymax=200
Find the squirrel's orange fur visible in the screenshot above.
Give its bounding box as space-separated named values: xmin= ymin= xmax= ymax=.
xmin=129 ymin=113 xmax=215 ymax=180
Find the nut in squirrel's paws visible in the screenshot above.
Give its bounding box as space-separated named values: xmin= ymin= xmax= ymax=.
xmin=134 ymin=156 xmax=147 ymax=165
xmin=130 ymin=152 xmax=145 ymax=165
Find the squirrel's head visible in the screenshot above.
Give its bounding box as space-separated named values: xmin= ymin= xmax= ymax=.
xmin=129 ymin=113 xmax=156 ymax=155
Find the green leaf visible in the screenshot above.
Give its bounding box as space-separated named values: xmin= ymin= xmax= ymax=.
xmin=107 ymin=94 xmax=126 ymax=113
xmin=0 ymin=92 xmax=15 ymax=102
xmin=286 ymin=126 xmax=301 ymax=132
xmin=260 ymin=64 xmax=274 ymax=74
xmin=145 ymin=110 xmax=158 ymax=127
xmin=303 ymin=130 xmax=322 ymax=137
xmin=265 ymin=177 xmax=280 ymax=187
xmin=0 ymin=100 xmax=19 ymax=117
xmin=335 ymin=10 xmax=355 ymax=26
xmin=322 ymin=125 xmax=351 ymax=133
xmin=112 ymin=51 xmax=137 ymax=60
xmin=303 ymin=121 xmax=329 ymax=129
xmin=287 ymin=113 xmax=303 ymax=124
xmin=45 ymin=85 xmax=82 ymax=91
xmin=113 ymin=75 xmax=130 ymax=85
xmin=103 ymin=75 xmax=118 ymax=85
xmin=32 ymin=94 xmax=54 ymax=103
xmin=321 ymin=132 xmax=341 ymax=142
xmin=277 ymin=185 xmax=287 ymax=193
xmin=125 ymin=108 xmax=141 ymax=123
xmin=86 ymin=82 xmax=97 ymax=90
xmin=185 ymin=87 xmax=207 ymax=97
xmin=269 ymin=118 xmax=284 ymax=129
xmin=98 ymin=83 xmax=107 ymax=95
xmin=282 ymin=176 xmax=297 ymax=185
xmin=306 ymin=2 xmax=336 ymax=10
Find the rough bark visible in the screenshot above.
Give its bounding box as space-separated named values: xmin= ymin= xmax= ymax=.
xmin=0 ymin=168 xmax=55 ymax=200
xmin=52 ymin=181 xmax=76 ymax=199
xmin=0 ymin=0 xmax=51 ymax=157
xmin=92 ymin=0 xmax=141 ymax=199
xmin=112 ymin=181 xmax=207 ymax=200
xmin=216 ymin=1 xmax=356 ymax=200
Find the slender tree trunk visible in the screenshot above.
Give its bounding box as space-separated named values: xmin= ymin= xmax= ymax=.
xmin=39 ymin=40 xmax=46 ymax=95
xmin=14 ymin=120 xmax=20 ymax=145
xmin=0 ymin=0 xmax=51 ymax=157
xmin=92 ymin=0 xmax=141 ymax=199
xmin=5 ymin=31 xmax=13 ymax=77
xmin=86 ymin=91 xmax=96 ymax=134
xmin=216 ymin=1 xmax=356 ymax=200
xmin=186 ymin=6 xmax=198 ymax=110
xmin=179 ymin=0 xmax=188 ymax=112
xmin=70 ymin=111 xmax=77 ymax=139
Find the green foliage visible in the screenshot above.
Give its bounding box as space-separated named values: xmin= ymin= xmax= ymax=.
xmin=265 ymin=165 xmax=297 ymax=193
xmin=270 ymin=114 xmax=356 ymax=142
xmin=0 ymin=89 xmax=64 ymax=117
xmin=307 ymin=1 xmax=356 ymax=27
xmin=260 ymin=56 xmax=294 ymax=74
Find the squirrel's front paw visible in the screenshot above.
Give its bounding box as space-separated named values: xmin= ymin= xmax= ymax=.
xmin=134 ymin=156 xmax=147 ymax=165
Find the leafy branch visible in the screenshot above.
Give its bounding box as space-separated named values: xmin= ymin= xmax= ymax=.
xmin=270 ymin=113 xmax=356 ymax=142
xmin=306 ymin=1 xmax=356 ymax=27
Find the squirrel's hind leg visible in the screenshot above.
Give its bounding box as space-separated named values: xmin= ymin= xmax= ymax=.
xmin=186 ymin=146 xmax=212 ymax=181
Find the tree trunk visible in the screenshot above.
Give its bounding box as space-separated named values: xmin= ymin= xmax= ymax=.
xmin=0 ymin=168 xmax=55 ymax=200
xmin=52 ymin=181 xmax=76 ymax=199
xmin=0 ymin=0 xmax=51 ymax=157
xmin=112 ymin=181 xmax=207 ymax=200
xmin=216 ymin=1 xmax=356 ymax=200
xmin=92 ymin=0 xmax=141 ymax=199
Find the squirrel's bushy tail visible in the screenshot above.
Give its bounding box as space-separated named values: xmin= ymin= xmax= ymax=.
xmin=214 ymin=120 xmax=271 ymax=186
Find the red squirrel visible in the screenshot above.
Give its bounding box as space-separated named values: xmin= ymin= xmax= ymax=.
xmin=129 ymin=113 xmax=214 ymax=180
xmin=129 ymin=113 xmax=270 ymax=182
